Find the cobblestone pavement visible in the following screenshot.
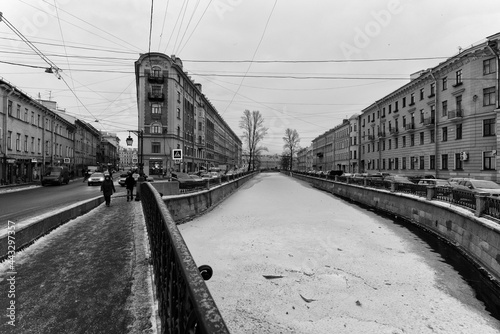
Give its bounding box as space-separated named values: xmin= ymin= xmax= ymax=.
xmin=0 ymin=196 xmax=155 ymax=334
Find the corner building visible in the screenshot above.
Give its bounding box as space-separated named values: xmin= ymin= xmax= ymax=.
xmin=359 ymin=32 xmax=500 ymax=181
xmin=134 ymin=53 xmax=242 ymax=175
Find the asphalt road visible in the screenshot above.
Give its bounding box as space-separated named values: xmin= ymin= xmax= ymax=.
xmin=0 ymin=179 xmax=127 ymax=230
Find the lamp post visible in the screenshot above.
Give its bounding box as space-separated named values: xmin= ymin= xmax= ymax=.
xmin=126 ymin=130 xmax=144 ymax=201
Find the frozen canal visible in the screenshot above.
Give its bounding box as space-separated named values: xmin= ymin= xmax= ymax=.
xmin=178 ymin=172 xmax=500 ymax=333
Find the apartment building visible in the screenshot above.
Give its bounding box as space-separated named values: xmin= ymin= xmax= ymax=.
xmin=0 ymin=80 xmax=76 ymax=184
xmin=359 ymin=32 xmax=500 ymax=180
xmin=134 ymin=53 xmax=242 ymax=175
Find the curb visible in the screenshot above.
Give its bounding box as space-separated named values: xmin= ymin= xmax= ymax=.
xmin=0 ymin=195 xmax=104 ymax=261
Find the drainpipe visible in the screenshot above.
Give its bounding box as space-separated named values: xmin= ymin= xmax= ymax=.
xmin=375 ymin=101 xmax=383 ymax=172
xmin=487 ymin=40 xmax=500 ymax=181
xmin=429 ymin=71 xmax=438 ymax=178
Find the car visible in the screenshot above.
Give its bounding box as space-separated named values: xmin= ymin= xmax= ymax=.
xmin=132 ymin=173 xmax=154 ymax=182
xmin=41 ymin=166 xmax=70 ymax=186
xmin=172 ymin=172 xmax=205 ymax=188
xmin=118 ymin=173 xmax=129 ymax=187
xmin=418 ymin=178 xmax=453 ymax=195
xmin=452 ymin=179 xmax=500 ymax=200
xmin=88 ymin=172 xmax=105 ymax=186
xmin=384 ymin=175 xmax=414 ymax=184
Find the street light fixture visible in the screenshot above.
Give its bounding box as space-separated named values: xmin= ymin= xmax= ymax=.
xmin=126 ymin=130 xmax=144 ymax=201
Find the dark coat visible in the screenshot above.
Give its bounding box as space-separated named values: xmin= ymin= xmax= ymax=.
xmin=125 ymin=175 xmax=136 ymax=190
xmin=100 ymin=178 xmax=116 ymax=196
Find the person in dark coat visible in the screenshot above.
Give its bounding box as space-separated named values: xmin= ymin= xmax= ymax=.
xmin=125 ymin=172 xmax=136 ymax=202
xmin=100 ymin=175 xmax=116 ymax=207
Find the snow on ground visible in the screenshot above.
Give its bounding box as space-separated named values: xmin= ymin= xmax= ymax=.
xmin=178 ymin=172 xmax=500 ymax=334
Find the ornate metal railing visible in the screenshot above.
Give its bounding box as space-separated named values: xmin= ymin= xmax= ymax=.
xmin=140 ymin=182 xmax=230 ymax=334
xmin=485 ymin=196 xmax=500 ymax=219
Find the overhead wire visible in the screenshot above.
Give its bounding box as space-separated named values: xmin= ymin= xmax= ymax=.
xmin=157 ymin=0 xmax=170 ymax=51
xmin=163 ymin=0 xmax=188 ymax=54
xmin=222 ymin=0 xmax=278 ymax=115
xmin=172 ymin=0 xmax=190 ymax=55
xmin=174 ymin=0 xmax=201 ymax=55
xmin=177 ymin=0 xmax=213 ymax=55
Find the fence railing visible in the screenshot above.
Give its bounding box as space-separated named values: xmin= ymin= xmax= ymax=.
xmin=140 ymin=182 xmax=230 ymax=334
xmin=290 ymin=171 xmax=500 ymax=220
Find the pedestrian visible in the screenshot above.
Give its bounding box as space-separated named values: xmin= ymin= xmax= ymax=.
xmin=125 ymin=171 xmax=136 ymax=202
xmin=100 ymin=174 xmax=116 ymax=207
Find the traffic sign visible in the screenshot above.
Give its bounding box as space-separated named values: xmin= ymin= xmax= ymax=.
xmin=173 ymin=149 xmax=182 ymax=160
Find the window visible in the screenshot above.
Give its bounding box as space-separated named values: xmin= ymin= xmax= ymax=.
xmin=31 ymin=111 xmax=34 ymax=124
xmin=177 ymin=108 xmax=181 ymax=118
xmin=456 ymin=124 xmax=462 ymax=140
xmin=455 ymin=69 xmax=462 ymax=86
xmin=388 ymin=104 xmax=392 ymax=114
xmin=402 ymin=136 xmax=406 ymax=147
xmin=152 ymin=142 xmax=160 ymax=153
xmin=16 ymin=133 xmax=20 ymax=151
xmin=394 ymin=137 xmax=398 ymax=149
xmin=483 ymin=87 xmax=496 ymax=106
xmin=177 ymin=91 xmax=181 ymax=102
xmin=456 ymin=95 xmax=462 ymax=112
xmin=455 ymin=153 xmax=463 ymax=170
xmin=395 ymin=101 xmax=399 ymax=111
xmin=429 ymin=83 xmax=435 ymax=97
xmin=419 ymin=156 xmax=424 ymax=170
xmin=177 ymin=126 xmax=181 ymax=137
xmin=402 ymin=116 xmax=406 ymax=127
xmin=430 ymin=129 xmax=435 ymax=143
xmin=484 ymin=151 xmax=495 ymax=170
xmin=152 ymin=104 xmax=161 ymax=114
xmin=420 ymin=88 xmax=424 ymax=100
xmin=152 ymin=85 xmax=162 ymax=96
xmin=37 ymin=138 xmax=41 ymax=154
xmin=484 ymin=118 xmax=495 ymax=136
xmin=402 ymin=97 xmax=406 ymax=108
xmin=419 ymin=132 xmax=424 ymax=145
xmin=395 ymin=157 xmax=399 ymax=170
xmin=420 ymin=109 xmax=424 ymax=123
xmin=8 ymin=100 xmax=12 ymax=115
xmin=410 ymin=93 xmax=415 ymax=105
xmin=442 ymin=77 xmax=448 ymax=90
xmin=441 ymin=154 xmax=448 ymax=170
xmin=442 ymin=127 xmax=447 ymax=142
xmin=484 ymin=58 xmax=496 ymax=75
xmin=151 ymin=124 xmax=161 ymax=134
xmin=402 ymin=157 xmax=407 ymax=170
xmin=442 ymin=100 xmax=447 ymax=117
xmin=24 ymin=135 xmax=28 ymax=152
xmin=430 ymin=155 xmax=435 ymax=169
xmin=388 ymin=139 xmax=392 ymax=150
xmin=152 ymin=67 xmax=161 ymax=77
xmin=31 ymin=137 xmax=35 ymax=153
xmin=410 ymin=134 xmax=415 ymax=146
xmin=24 ymin=108 xmax=28 ymax=122
xmin=16 ymin=104 xmax=21 ymax=118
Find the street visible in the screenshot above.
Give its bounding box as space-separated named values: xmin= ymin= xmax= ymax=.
xmin=0 ymin=178 xmax=127 ymax=230
xmin=179 ymin=172 xmax=500 ymax=334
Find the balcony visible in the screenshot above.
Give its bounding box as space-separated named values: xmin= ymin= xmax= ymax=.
xmin=405 ymin=123 xmax=415 ymax=131
xmin=378 ymin=131 xmax=386 ymax=138
xmin=368 ymin=135 xmax=375 ymax=141
xmin=148 ymin=74 xmax=164 ymax=84
xmin=448 ymin=109 xmax=463 ymax=121
xmin=148 ymin=92 xmax=165 ymax=101
xmin=423 ymin=117 xmax=435 ymax=126
xmin=389 ymin=128 xmax=399 ymax=136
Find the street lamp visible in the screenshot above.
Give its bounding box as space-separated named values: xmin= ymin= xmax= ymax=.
xmin=126 ymin=130 xmax=144 ymax=201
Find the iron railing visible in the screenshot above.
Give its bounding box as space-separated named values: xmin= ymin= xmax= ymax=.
xmin=140 ymin=182 xmax=230 ymax=334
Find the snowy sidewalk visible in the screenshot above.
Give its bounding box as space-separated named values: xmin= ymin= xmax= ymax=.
xmin=0 ymin=196 xmax=155 ymax=334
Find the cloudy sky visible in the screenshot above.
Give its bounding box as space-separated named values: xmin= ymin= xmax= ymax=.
xmin=1 ymin=0 xmax=499 ymax=154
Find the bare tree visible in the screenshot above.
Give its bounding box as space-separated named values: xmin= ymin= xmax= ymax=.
xmin=239 ymin=110 xmax=268 ymax=171
xmin=282 ymin=128 xmax=300 ymax=171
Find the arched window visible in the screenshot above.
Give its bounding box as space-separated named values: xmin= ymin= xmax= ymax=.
xmin=152 ymin=66 xmax=161 ymax=77
xmin=177 ymin=126 xmax=181 ymax=137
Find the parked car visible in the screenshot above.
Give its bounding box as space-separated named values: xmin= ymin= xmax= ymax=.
xmin=418 ymin=178 xmax=453 ymax=195
xmin=452 ymin=179 xmax=500 ymax=200
xmin=384 ymin=175 xmax=414 ymax=184
xmin=88 ymin=172 xmax=105 ymax=186
xmin=172 ymin=172 xmax=205 ymax=188
xmin=41 ymin=166 xmax=70 ymax=186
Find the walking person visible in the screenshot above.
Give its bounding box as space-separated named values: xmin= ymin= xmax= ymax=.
xmin=125 ymin=171 xmax=136 ymax=202
xmin=100 ymin=175 xmax=116 ymax=207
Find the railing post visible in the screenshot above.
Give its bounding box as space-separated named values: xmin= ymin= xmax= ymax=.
xmin=427 ymin=185 xmax=436 ymax=201
xmin=206 ymin=179 xmax=210 ymax=190
xmin=363 ymin=178 xmax=368 ymax=187
xmin=335 ymin=176 xmax=339 ymax=182
xmin=390 ymin=181 xmax=396 ymax=192
xmin=475 ymin=192 xmax=489 ymax=217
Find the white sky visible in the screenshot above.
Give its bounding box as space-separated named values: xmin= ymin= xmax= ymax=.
xmin=1 ymin=0 xmax=499 ymax=154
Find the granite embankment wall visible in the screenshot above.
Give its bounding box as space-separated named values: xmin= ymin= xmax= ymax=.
xmin=161 ymin=172 xmax=255 ymax=223
xmin=289 ymin=172 xmax=500 ymax=282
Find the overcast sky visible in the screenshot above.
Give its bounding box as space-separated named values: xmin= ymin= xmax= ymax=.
xmin=1 ymin=0 xmax=499 ymax=154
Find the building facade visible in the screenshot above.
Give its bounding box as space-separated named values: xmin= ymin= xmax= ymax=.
xmin=134 ymin=53 xmax=242 ymax=175
xmin=358 ymin=32 xmax=500 ymax=180
xmin=0 ymin=81 xmax=76 ymax=184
